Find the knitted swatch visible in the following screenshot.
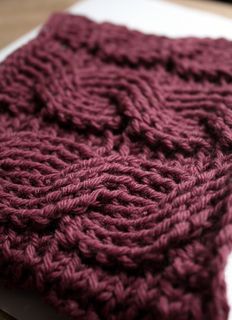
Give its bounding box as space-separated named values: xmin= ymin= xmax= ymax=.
xmin=0 ymin=13 xmax=232 ymax=320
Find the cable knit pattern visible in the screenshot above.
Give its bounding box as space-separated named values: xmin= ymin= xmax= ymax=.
xmin=0 ymin=13 xmax=232 ymax=320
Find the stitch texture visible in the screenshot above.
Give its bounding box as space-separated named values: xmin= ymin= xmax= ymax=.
xmin=0 ymin=13 xmax=232 ymax=320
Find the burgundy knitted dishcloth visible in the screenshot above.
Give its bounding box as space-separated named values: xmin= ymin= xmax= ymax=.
xmin=1 ymin=13 xmax=232 ymax=320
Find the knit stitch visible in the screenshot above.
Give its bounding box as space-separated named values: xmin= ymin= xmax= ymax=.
xmin=0 ymin=13 xmax=232 ymax=320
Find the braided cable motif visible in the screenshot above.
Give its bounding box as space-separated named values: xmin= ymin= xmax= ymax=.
xmin=0 ymin=13 xmax=232 ymax=320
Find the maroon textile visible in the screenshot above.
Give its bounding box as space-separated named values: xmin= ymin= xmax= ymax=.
xmin=0 ymin=13 xmax=232 ymax=320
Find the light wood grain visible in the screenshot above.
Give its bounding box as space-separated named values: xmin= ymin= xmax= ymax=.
xmin=0 ymin=0 xmax=77 ymax=48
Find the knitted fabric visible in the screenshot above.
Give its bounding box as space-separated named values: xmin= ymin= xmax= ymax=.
xmin=0 ymin=13 xmax=232 ymax=320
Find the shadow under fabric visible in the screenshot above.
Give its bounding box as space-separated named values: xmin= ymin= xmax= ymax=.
xmin=0 ymin=13 xmax=232 ymax=320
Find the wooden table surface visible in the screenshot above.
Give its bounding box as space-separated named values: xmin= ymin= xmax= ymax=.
xmin=0 ymin=0 xmax=232 ymax=49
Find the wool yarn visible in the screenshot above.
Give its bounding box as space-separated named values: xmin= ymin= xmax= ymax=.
xmin=0 ymin=13 xmax=232 ymax=320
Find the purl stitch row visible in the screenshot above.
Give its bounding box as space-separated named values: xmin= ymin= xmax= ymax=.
xmin=0 ymin=13 xmax=232 ymax=320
